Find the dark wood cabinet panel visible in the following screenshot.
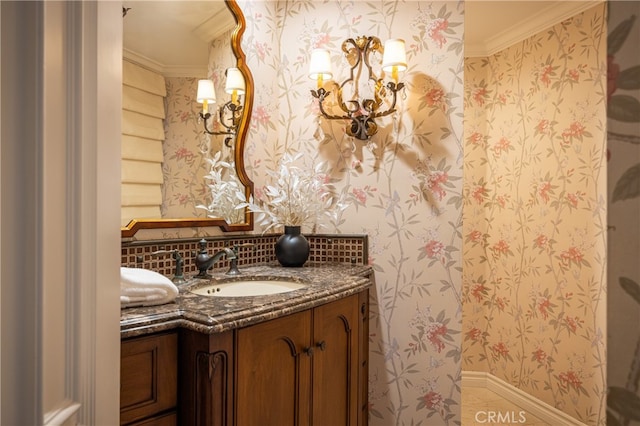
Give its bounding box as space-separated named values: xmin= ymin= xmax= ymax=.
xmin=122 ymin=288 xmax=370 ymax=426
xmin=312 ymin=294 xmax=359 ymax=426
xmin=120 ymin=332 xmax=178 ymax=425
xmin=235 ymin=310 xmax=312 ymax=426
xmin=127 ymin=412 xmax=177 ymax=426
xmin=179 ymin=329 xmax=234 ymax=426
xmin=234 ymin=292 xmax=367 ymax=426
xmin=358 ymin=289 xmax=370 ymax=426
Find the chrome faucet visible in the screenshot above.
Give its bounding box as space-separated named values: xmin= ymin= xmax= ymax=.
xmin=195 ymin=239 xmax=237 ymax=278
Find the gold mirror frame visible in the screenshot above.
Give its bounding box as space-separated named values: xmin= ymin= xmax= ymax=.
xmin=121 ymin=0 xmax=254 ymax=238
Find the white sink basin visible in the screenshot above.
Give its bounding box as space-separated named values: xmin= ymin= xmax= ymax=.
xmin=190 ymin=279 xmax=307 ymax=297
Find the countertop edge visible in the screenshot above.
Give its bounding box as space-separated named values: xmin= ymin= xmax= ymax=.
xmin=120 ymin=264 xmax=373 ymax=339
xmin=180 ymin=279 xmax=371 ymax=335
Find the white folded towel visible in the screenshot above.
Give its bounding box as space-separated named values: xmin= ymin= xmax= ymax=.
xmin=120 ymin=267 xmax=179 ymax=308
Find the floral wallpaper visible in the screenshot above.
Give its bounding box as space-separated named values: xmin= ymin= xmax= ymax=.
xmin=127 ymin=3 xmax=627 ymax=425
xmin=161 ymin=28 xmax=238 ymax=220
xmin=239 ymin=1 xmax=464 ymax=424
xmin=606 ymin=2 xmax=640 ymax=425
xmin=462 ymin=5 xmax=607 ymax=425
xmin=161 ymin=76 xmax=211 ymax=218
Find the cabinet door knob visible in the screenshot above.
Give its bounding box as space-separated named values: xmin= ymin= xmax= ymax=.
xmin=316 ymin=340 xmax=327 ymax=351
xmin=304 ymin=347 xmax=314 ymax=357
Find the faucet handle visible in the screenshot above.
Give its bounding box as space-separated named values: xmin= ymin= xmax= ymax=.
xmin=151 ymin=249 xmax=186 ymax=284
xmin=170 ymin=251 xmax=186 ymax=284
xmin=225 ymin=244 xmax=254 ymax=276
xmin=226 ymin=258 xmax=241 ymax=276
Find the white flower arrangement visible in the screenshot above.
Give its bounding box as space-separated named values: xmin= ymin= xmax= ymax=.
xmin=238 ymin=153 xmax=334 ymax=233
xmin=197 ymin=151 xmax=246 ymax=224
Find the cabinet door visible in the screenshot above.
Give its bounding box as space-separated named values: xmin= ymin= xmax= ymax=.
xmin=236 ymin=310 xmax=312 ymax=426
xmin=311 ymin=294 xmax=360 ymax=426
xmin=120 ymin=332 xmax=178 ymax=425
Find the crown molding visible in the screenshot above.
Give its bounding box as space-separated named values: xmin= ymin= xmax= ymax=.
xmin=193 ymin=7 xmax=236 ymax=44
xmin=123 ymin=48 xmax=207 ymax=78
xmin=466 ymin=0 xmax=603 ymax=57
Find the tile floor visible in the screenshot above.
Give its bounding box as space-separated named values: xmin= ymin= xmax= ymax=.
xmin=462 ymin=387 xmax=550 ymax=425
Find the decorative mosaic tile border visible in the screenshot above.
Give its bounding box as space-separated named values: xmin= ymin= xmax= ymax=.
xmin=121 ymin=234 xmax=368 ymax=277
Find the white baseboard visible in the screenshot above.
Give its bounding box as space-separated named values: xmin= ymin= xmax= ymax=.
xmin=43 ymin=400 xmax=80 ymax=426
xmin=462 ymin=371 xmax=587 ymax=426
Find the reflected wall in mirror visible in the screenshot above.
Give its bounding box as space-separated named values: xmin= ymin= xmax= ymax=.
xmin=121 ymin=0 xmax=253 ymax=238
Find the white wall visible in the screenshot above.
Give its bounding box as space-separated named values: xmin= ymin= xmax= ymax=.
xmin=1 ymin=2 xmax=121 ymax=424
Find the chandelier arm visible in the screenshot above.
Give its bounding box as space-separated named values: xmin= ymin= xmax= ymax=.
xmin=312 ymin=89 xmax=350 ymax=121
xmin=200 ymin=112 xmax=215 ymax=135
xmin=361 ymin=80 xmax=384 ymax=115
xmin=368 ymin=81 xmax=405 ymax=120
xmin=232 ymin=105 xmax=243 ymax=128
xmin=218 ymin=104 xmax=232 ymax=132
xmin=336 ymin=85 xmax=363 ymax=116
xmin=200 ymin=107 xmax=236 ymax=136
xmin=218 ymin=101 xmax=242 ymax=135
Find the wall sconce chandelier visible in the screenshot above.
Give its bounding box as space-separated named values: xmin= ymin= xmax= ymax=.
xmin=197 ymin=67 xmax=245 ymax=147
xmin=309 ymin=36 xmax=406 ymax=140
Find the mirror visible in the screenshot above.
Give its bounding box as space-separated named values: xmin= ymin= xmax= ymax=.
xmin=121 ymin=0 xmax=253 ymax=238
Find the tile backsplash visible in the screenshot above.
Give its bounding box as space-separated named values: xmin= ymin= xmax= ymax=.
xmin=121 ymin=234 xmax=368 ymax=277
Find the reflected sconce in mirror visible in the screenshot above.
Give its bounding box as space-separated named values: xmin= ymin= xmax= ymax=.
xmin=309 ymin=36 xmax=406 ymax=140
xmin=197 ymin=67 xmax=245 ymax=147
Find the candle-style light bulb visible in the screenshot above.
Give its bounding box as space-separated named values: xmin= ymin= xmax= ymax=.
xmin=308 ymin=49 xmax=333 ymax=90
xmin=225 ymin=68 xmax=245 ymax=105
xmin=197 ymin=79 xmax=216 ymax=115
xmin=382 ymin=39 xmax=407 ymax=84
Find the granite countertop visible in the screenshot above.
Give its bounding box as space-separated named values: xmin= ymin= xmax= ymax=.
xmin=120 ymin=263 xmax=373 ymax=339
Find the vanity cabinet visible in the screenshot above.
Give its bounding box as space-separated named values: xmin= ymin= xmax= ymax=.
xmin=181 ymin=289 xmax=369 ymax=426
xmin=236 ymin=291 xmax=368 ymax=425
xmin=310 ymin=297 xmax=359 ymax=425
xmin=235 ymin=309 xmax=312 ymax=425
xmin=120 ymin=331 xmax=178 ymax=425
xmin=178 ymin=329 xmax=235 ymax=426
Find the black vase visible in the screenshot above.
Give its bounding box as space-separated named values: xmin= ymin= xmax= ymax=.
xmin=275 ymin=226 xmax=310 ymax=267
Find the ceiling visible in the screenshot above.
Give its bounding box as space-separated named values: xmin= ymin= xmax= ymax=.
xmin=465 ymin=0 xmax=603 ymax=57
xmin=122 ymin=0 xmax=603 ymax=76
xmin=122 ymin=0 xmax=234 ymax=77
